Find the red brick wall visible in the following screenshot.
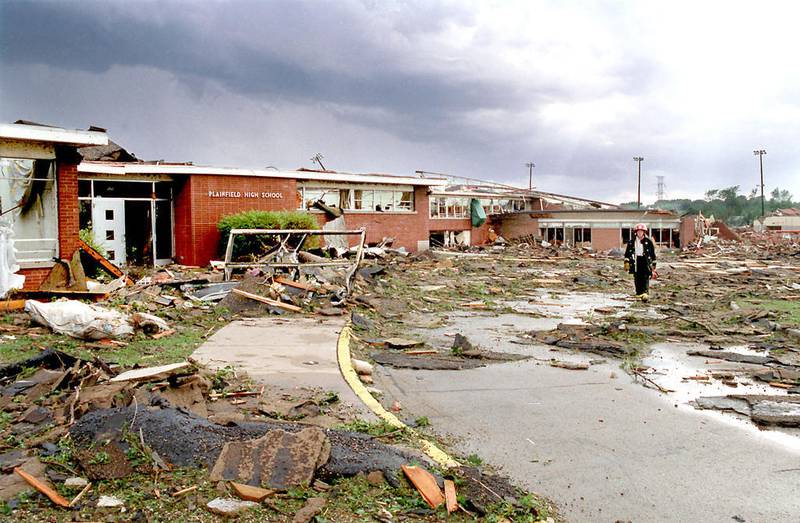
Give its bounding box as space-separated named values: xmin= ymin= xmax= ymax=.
xmin=591 ymin=228 xmax=621 ymax=250
xmin=57 ymin=158 xmax=80 ymax=259
xmin=428 ymin=218 xmax=472 ymax=232
xmin=173 ymin=174 xmax=297 ymax=266
xmin=19 ymin=147 xmax=81 ymax=291
xmin=314 ymin=186 xmax=431 ymax=251
xmin=680 ymin=216 xmax=697 ymax=247
xmin=491 ymin=214 xmax=541 ymax=240
xmin=471 ymin=221 xmax=491 ymax=245
xmin=19 ymin=268 xmax=51 ymax=290
xmin=715 ymin=221 xmax=741 ymax=241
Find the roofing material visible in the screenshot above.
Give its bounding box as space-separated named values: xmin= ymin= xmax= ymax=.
xmin=0 ymin=122 xmax=108 ymax=146
xmin=77 ymin=161 xmax=447 ymax=187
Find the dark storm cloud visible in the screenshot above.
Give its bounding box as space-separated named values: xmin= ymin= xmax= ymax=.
xmin=0 ymin=1 xmax=519 ymax=129
xmin=2 ymin=1 xmax=797 ymax=202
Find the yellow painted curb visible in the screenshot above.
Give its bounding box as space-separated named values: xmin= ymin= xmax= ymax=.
xmin=337 ymin=324 xmax=460 ymax=468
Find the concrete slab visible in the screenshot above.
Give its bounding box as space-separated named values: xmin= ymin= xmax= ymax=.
xmin=192 ymin=317 xmax=368 ymax=415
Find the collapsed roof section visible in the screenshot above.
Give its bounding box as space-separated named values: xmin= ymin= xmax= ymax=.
xmin=421 ymin=172 xmax=619 ymax=211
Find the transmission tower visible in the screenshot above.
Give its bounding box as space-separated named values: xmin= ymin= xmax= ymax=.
xmin=656 ymin=176 xmax=665 ymax=202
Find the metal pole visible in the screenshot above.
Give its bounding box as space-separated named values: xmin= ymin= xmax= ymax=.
xmin=633 ymin=157 xmax=644 ymax=209
xmin=526 ymin=162 xmax=535 ymax=190
xmin=759 ymin=154 xmax=765 ymax=217
xmin=754 ymin=149 xmax=766 ymax=218
xmin=637 ymin=162 xmax=641 ymax=209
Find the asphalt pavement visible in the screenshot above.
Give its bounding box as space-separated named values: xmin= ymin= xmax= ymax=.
xmin=376 ymin=347 xmax=800 ymax=522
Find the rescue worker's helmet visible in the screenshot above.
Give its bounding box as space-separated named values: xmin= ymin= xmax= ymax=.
xmin=634 ymin=223 xmax=647 ymax=232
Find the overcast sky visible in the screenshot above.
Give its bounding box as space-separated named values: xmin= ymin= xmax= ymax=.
xmin=2 ymin=1 xmax=799 ymax=204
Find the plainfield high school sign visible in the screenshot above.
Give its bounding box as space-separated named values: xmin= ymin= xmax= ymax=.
xmin=207 ymin=190 xmax=284 ymax=199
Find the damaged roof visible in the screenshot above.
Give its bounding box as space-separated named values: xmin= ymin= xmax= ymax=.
xmin=78 ymin=161 xmax=448 ymax=187
xmin=0 ymin=121 xmax=108 ymax=146
xmin=79 ymin=140 xmax=137 ymax=162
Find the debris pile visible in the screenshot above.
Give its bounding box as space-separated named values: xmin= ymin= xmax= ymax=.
xmin=0 ymin=342 xmax=544 ymax=520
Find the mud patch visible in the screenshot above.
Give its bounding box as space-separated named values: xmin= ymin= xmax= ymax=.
xmin=371 ymin=350 xmax=529 ymax=371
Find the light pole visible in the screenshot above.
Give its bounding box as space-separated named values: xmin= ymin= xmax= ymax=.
xmin=633 ymin=157 xmax=644 ymax=209
xmin=526 ymin=162 xmax=535 ymax=190
xmin=753 ymin=149 xmax=766 ymax=218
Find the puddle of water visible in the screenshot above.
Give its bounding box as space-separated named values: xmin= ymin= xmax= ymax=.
xmin=505 ymin=290 xmax=631 ymax=324
xmin=642 ymin=342 xmax=779 ymax=401
xmin=411 ymin=312 xmax=560 ymax=354
xmin=642 ymin=342 xmax=800 ymax=451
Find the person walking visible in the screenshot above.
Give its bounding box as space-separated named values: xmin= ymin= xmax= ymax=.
xmin=624 ymin=223 xmax=658 ymax=301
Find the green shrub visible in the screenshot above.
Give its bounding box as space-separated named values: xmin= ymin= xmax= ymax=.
xmin=217 ymin=210 xmax=320 ymax=259
xmin=79 ymin=228 xmax=106 ymax=256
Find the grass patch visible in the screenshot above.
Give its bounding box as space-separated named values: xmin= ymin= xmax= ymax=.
xmin=0 ymin=306 xmax=230 ymax=367
xmin=745 ymin=298 xmax=800 ymax=327
xmin=465 ymin=453 xmax=483 ymax=466
xmin=336 ymin=419 xmax=402 ymax=438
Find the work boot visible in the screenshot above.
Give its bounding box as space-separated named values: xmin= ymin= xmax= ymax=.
xmin=640 ymin=293 xmax=649 ymax=302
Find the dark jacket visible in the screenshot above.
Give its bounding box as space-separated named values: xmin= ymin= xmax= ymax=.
xmin=624 ymin=236 xmax=657 ymax=274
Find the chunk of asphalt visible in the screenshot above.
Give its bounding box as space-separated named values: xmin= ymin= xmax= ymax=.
xmin=70 ymin=406 xmax=415 ymax=484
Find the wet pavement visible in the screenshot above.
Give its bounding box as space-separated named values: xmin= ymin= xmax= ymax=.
xmin=376 ymin=291 xmax=800 ymax=522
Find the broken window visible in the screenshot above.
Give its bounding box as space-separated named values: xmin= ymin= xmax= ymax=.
xmin=574 ymin=228 xmax=591 ymax=244
xmin=300 ymin=185 xmax=414 ymax=212
xmin=300 ymin=188 xmax=340 ymax=209
xmin=650 ymin=228 xmax=675 ymax=247
xmin=540 ymin=227 xmax=564 ymax=243
xmin=0 ymin=157 xmax=59 ymax=264
xmin=429 ymin=196 xmax=469 ymax=218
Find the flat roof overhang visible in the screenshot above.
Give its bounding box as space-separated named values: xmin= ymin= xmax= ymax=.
xmin=78 ymin=161 xmax=448 ymax=187
xmin=0 ymin=123 xmax=108 ymax=146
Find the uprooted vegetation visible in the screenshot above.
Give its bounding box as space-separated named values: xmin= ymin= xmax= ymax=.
xmin=0 ymin=244 xmax=558 ymax=521
xmin=0 ymin=347 xmax=556 ymax=521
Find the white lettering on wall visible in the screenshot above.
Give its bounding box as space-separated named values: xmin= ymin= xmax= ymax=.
xmin=207 ymin=190 xmax=284 ymax=199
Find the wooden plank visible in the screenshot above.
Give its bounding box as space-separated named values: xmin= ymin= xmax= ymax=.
xmin=274 ymin=276 xmax=319 ymax=292
xmin=444 ymin=479 xmax=458 ymax=514
xmin=0 ymin=299 xmax=26 ymax=312
xmin=229 ymin=482 xmax=275 ymax=502
xmin=78 ymin=239 xmax=132 ymax=285
xmin=231 ymin=288 xmax=303 ymax=312
xmin=110 ymin=362 xmax=190 ymax=383
xmin=401 ymin=465 xmax=444 ymax=509
xmin=14 ymin=467 xmax=70 ymax=507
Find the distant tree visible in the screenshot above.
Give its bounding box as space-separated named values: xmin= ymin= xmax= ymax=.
xmin=624 ymin=185 xmax=798 ymax=227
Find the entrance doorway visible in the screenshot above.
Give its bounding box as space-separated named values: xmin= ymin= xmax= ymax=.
xmin=79 ymin=179 xmax=173 ymax=267
xmin=124 ymin=201 xmax=153 ymax=265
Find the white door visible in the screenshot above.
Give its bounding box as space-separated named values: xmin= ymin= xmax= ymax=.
xmin=92 ymin=200 xmax=126 ymax=265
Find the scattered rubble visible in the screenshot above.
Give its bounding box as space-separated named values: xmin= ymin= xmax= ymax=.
xmin=693 ymin=395 xmax=800 ymax=427
xmin=206 ymin=496 xmax=259 ymax=517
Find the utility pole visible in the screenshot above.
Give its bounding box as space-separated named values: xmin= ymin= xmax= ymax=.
xmin=633 ymin=156 xmax=644 ymax=209
xmin=310 ymin=153 xmax=326 ymax=171
xmin=525 ymin=162 xmax=535 ymax=190
xmin=753 ymin=149 xmax=766 ymax=218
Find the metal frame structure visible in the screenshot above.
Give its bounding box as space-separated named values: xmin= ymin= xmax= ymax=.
xmin=221 ymin=228 xmax=367 ymax=291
